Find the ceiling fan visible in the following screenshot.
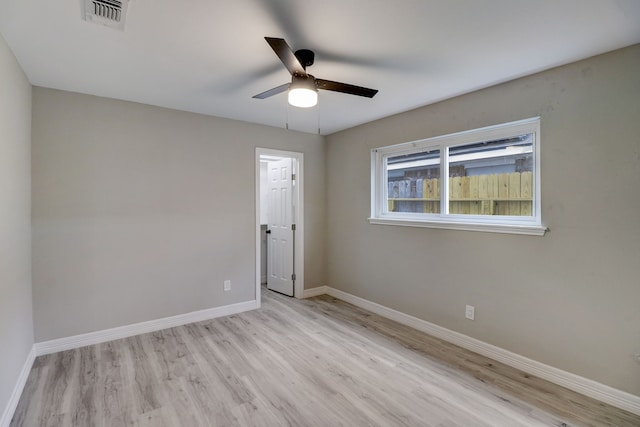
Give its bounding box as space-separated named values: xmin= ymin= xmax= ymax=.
xmin=253 ymin=37 xmax=378 ymax=108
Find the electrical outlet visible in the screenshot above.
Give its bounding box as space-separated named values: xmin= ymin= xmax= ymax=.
xmin=634 ymin=353 xmax=640 ymax=364
xmin=223 ymin=280 xmax=231 ymax=291
xmin=465 ymin=305 xmax=475 ymax=320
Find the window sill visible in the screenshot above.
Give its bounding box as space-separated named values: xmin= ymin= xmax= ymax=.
xmin=368 ymin=217 xmax=547 ymax=236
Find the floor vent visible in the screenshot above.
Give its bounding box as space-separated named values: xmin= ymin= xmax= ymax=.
xmin=84 ymin=0 xmax=130 ymax=30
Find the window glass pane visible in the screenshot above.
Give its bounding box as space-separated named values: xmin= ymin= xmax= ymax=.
xmin=448 ymin=134 xmax=534 ymax=216
xmin=386 ymin=148 xmax=441 ymax=213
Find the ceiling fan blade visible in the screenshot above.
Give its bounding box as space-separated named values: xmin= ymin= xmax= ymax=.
xmin=265 ymin=37 xmax=307 ymax=76
xmin=252 ymin=83 xmax=290 ymax=99
xmin=316 ymin=79 xmax=378 ymax=98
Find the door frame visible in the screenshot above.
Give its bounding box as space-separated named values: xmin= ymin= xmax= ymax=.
xmin=255 ymin=148 xmax=304 ymax=306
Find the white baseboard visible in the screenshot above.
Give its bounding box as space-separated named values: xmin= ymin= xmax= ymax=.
xmin=35 ymin=299 xmax=258 ymax=356
xmin=0 ymin=346 xmax=36 ymax=427
xmin=302 ymin=286 xmax=328 ymax=298
xmin=324 ymin=287 xmax=640 ymax=416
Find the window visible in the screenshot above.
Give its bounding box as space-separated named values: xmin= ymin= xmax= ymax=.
xmin=370 ymin=117 xmax=546 ymax=235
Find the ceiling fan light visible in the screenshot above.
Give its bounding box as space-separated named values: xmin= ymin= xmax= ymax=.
xmin=288 ymin=76 xmax=318 ymax=108
xmin=288 ymin=88 xmax=317 ymax=108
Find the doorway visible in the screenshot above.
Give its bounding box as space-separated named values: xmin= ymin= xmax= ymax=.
xmin=255 ymin=148 xmax=304 ymax=305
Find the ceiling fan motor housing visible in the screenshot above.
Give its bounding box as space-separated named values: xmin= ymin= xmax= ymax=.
xmin=294 ymin=49 xmax=315 ymax=69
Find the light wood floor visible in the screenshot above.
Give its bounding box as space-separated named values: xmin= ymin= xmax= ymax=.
xmin=11 ymin=289 xmax=640 ymax=427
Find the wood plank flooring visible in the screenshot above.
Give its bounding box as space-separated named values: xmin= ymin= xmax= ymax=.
xmin=11 ymin=289 xmax=640 ymax=427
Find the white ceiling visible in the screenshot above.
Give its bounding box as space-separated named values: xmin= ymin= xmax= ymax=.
xmin=1 ymin=0 xmax=639 ymax=135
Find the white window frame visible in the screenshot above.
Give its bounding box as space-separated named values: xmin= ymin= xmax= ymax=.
xmin=370 ymin=117 xmax=547 ymax=236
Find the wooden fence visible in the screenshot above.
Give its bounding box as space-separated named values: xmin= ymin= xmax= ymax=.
xmin=389 ymin=171 xmax=532 ymax=216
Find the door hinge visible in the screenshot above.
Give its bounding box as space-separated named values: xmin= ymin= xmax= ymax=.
xmin=292 ymin=224 xmax=296 ymax=231
xmin=291 ymin=173 xmax=296 ymax=181
xmin=291 ymin=273 xmax=296 ymax=281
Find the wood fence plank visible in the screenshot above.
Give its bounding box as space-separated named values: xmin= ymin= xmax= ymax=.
xmin=469 ymin=176 xmax=479 ymax=215
xmin=424 ymin=178 xmax=430 ymax=213
xmin=434 ymin=178 xmax=440 ymax=213
xmin=478 ymin=175 xmax=488 ymax=198
xmin=521 ymin=171 xmax=533 ymax=216
xmin=478 ymin=175 xmax=490 ymax=215
xmin=450 ymin=176 xmax=460 ymax=214
xmin=489 ymin=174 xmax=498 ymax=217
xmin=461 ymin=176 xmax=471 ymax=214
xmin=509 ymin=172 xmax=521 ymax=216
xmin=422 ymin=179 xmax=429 ymax=213
xmin=498 ymin=173 xmax=509 ymax=215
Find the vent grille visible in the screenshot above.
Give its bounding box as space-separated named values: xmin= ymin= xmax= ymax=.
xmin=92 ymin=0 xmax=122 ymax=21
xmin=84 ymin=0 xmax=130 ymax=30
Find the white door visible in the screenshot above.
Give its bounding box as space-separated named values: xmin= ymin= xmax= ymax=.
xmin=266 ymin=158 xmax=295 ymax=296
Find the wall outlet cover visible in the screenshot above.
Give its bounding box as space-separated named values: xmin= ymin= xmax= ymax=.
xmin=465 ymin=305 xmax=475 ymax=320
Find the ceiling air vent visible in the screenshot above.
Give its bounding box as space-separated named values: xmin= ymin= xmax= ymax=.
xmin=84 ymin=0 xmax=130 ymax=31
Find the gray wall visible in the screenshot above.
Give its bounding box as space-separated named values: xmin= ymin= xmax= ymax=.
xmin=0 ymin=34 xmax=33 ymax=415
xmin=325 ymin=45 xmax=640 ymax=395
xmin=32 ymin=88 xmax=326 ymax=341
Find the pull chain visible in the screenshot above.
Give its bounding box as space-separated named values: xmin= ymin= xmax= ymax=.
xmin=285 ymin=101 xmax=289 ymax=130
xmin=317 ymin=93 xmax=321 ymax=135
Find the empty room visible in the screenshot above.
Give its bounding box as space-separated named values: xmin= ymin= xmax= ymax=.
xmin=1 ymin=1 xmax=640 ymax=426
